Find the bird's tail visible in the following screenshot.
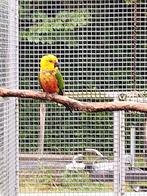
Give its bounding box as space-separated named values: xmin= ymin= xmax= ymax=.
xmin=65 ymin=104 xmax=73 ymax=113
xmin=57 ymin=102 xmax=72 ymax=113
xmin=59 ymin=90 xmax=72 ymax=113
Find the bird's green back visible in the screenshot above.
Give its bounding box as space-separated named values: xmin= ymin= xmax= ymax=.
xmin=55 ymin=70 xmax=64 ymax=95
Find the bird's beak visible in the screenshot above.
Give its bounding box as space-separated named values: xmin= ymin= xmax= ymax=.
xmin=54 ymin=61 xmax=59 ymax=68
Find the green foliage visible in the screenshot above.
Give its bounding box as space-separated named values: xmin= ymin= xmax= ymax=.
xmin=20 ymin=167 xmax=55 ymax=192
xmin=61 ymin=171 xmax=91 ymax=189
xmin=125 ymin=0 xmax=137 ymax=3
xmin=125 ymin=112 xmax=145 ymax=154
xmin=20 ymin=9 xmax=90 ymax=45
xmin=19 ymin=98 xmax=113 ymax=154
xmin=61 ymin=171 xmax=112 ymax=192
xmin=125 ymin=0 xmax=144 ymax=3
xmin=19 ymin=99 xmax=40 ymax=152
xmin=20 ymin=168 xmax=113 ymax=192
xmin=43 ymin=108 xmax=113 ymax=154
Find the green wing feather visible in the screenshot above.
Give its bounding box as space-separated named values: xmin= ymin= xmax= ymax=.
xmin=55 ymin=69 xmax=72 ymax=113
xmin=55 ymin=70 xmax=64 ymax=95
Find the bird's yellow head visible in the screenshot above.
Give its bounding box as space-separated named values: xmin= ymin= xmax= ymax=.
xmin=40 ymin=54 xmax=59 ymax=71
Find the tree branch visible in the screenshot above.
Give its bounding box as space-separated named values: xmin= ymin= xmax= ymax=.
xmin=0 ymin=87 xmax=147 ymax=113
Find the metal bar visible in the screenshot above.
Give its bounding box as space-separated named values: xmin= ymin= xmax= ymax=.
xmin=19 ymin=153 xmax=73 ymax=160
xmin=7 ymin=0 xmax=18 ymax=195
xmin=38 ymin=102 xmax=46 ymax=154
xmin=15 ymin=0 xmax=19 ymax=192
xmin=114 ymin=98 xmax=125 ymax=196
xmin=130 ymin=127 xmax=136 ymax=167
xmin=132 ymin=1 xmax=137 ymax=91
xmin=65 ymin=91 xmax=147 ymax=99
xmin=144 ymin=116 xmax=147 ymax=163
xmin=120 ymin=111 xmax=125 ymax=196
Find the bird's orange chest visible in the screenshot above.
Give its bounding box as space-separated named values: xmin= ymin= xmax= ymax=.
xmin=40 ymin=72 xmax=59 ymax=93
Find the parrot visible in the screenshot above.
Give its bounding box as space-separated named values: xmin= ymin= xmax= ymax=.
xmin=39 ymin=54 xmax=72 ymax=112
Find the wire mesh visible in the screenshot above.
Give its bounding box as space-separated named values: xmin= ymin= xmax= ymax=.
xmin=19 ymin=0 xmax=147 ymax=195
xmin=0 ymin=0 xmax=18 ymax=195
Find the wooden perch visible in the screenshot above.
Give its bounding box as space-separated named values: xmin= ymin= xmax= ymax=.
xmin=0 ymin=87 xmax=147 ymax=113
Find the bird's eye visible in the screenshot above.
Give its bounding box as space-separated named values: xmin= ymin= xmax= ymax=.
xmin=49 ymin=60 xmax=53 ymax=63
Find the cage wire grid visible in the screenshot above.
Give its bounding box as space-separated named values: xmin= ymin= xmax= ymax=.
xmin=0 ymin=0 xmax=18 ymax=195
xmin=18 ymin=0 xmax=147 ymax=195
xmin=0 ymin=0 xmax=147 ymax=195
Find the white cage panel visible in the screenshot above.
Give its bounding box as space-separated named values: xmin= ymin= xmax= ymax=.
xmin=19 ymin=0 xmax=147 ymax=195
xmin=0 ymin=0 xmax=18 ymax=196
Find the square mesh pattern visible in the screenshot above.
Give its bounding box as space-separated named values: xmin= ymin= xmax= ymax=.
xmin=19 ymin=0 xmax=147 ymax=194
xmin=0 ymin=0 xmax=18 ymax=195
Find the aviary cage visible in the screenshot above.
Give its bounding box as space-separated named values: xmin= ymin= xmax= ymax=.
xmin=0 ymin=0 xmax=147 ymax=196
